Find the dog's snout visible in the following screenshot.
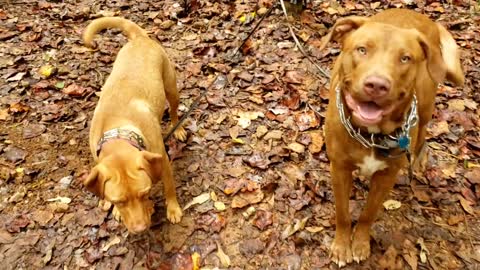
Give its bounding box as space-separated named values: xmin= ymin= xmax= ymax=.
xmin=129 ymin=223 xmax=148 ymax=234
xmin=363 ymin=76 xmax=391 ymax=97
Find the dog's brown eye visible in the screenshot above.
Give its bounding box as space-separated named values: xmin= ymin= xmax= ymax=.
xmin=400 ymin=55 xmax=411 ymax=63
xmin=357 ymin=47 xmax=367 ymax=55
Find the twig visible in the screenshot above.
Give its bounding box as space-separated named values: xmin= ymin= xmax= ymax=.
xmin=278 ymin=0 xmax=330 ymax=79
xmin=233 ymin=4 xmax=276 ymax=58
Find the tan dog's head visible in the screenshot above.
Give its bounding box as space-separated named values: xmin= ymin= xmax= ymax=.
xmin=84 ymin=150 xmax=162 ymax=234
xmin=321 ymin=17 xmax=447 ymax=131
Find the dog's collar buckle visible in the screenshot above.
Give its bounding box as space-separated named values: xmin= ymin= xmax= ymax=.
xmin=96 ymin=128 xmax=146 ymax=156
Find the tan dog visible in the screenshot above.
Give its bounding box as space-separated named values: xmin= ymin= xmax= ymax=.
xmin=320 ymin=9 xmax=464 ymax=266
xmin=82 ymin=17 xmax=187 ymax=234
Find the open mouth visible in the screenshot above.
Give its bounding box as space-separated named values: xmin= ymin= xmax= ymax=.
xmin=344 ymin=92 xmax=394 ymax=126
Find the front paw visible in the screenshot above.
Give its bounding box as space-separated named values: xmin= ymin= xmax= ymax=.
xmin=112 ymin=205 xmax=122 ymax=222
xmin=172 ymin=126 xmax=187 ymax=142
xmin=351 ymin=227 xmax=371 ymax=263
xmin=330 ymin=235 xmax=353 ymax=268
xmin=166 ymin=200 xmax=183 ymax=224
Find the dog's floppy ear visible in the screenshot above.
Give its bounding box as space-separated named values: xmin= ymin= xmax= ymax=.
xmin=138 ymin=151 xmax=163 ymax=178
xmin=84 ymin=165 xmax=108 ymax=198
xmin=318 ymin=16 xmax=369 ymax=51
xmin=436 ymin=23 xmax=464 ymax=86
xmin=415 ymin=31 xmax=447 ymax=84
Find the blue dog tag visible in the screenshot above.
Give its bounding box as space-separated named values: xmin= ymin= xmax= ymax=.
xmin=398 ymin=136 xmax=410 ymax=150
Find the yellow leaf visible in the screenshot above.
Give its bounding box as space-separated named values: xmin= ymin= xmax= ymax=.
xmin=192 ymin=252 xmax=201 ymax=270
xmin=232 ymin=138 xmax=245 ymax=144
xmin=216 ymin=241 xmax=231 ymax=267
xmin=383 ymin=199 xmax=401 ymax=210
xmin=39 ymin=65 xmax=56 ymax=78
xmin=214 ymin=201 xmax=226 ymax=211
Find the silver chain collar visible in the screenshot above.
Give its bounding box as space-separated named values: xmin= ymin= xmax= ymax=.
xmin=335 ymin=86 xmax=418 ymax=152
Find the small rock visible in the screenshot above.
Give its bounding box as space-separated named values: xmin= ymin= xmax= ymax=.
xmin=59 ymin=175 xmax=73 ymax=189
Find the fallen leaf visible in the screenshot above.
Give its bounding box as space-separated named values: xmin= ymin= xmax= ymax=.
xmin=0 ymin=229 xmax=14 ymax=244
xmin=6 ymin=72 xmax=26 ymax=82
xmin=231 ymin=189 xmax=264 ymax=208
xmin=214 ymin=201 xmax=226 ymax=211
xmin=263 ymin=130 xmax=283 ymax=140
xmin=252 ymin=210 xmax=273 ymax=230
xmin=226 ymin=166 xmax=247 ymax=177
xmin=465 ymin=168 xmax=480 ymax=184
xmin=242 ymin=206 xmax=256 ymax=219
xmin=183 ymin=193 xmax=211 ymax=210
xmin=62 ymin=83 xmax=88 ymax=97
xmin=46 ymin=196 xmax=72 ymax=204
xmin=308 ymin=131 xmax=324 ymax=153
xmin=31 ymin=209 xmax=54 ymax=226
xmin=38 ymin=64 xmax=56 ymax=78
xmin=102 ymin=236 xmax=121 ymax=252
xmin=216 ymin=241 xmax=231 ymax=267
xmin=288 ymin=142 xmax=305 ymax=153
xmin=383 ymin=199 xmax=402 ymax=210
xmin=305 ymin=226 xmax=324 ymax=233
xmin=235 ymin=111 xmax=264 ymax=128
xmin=402 ymin=239 xmax=418 ymax=270
xmin=281 ymin=217 xmax=309 ymax=239
xmin=295 ymin=110 xmax=320 ymax=131
xmin=416 ymin=238 xmax=429 ymax=264
xmin=459 ymin=196 xmax=475 ymax=215
xmin=427 ymin=120 xmax=450 ymax=137
xmin=192 ymin=252 xmax=201 ymax=270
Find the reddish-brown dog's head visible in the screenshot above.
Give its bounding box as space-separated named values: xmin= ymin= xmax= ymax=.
xmin=320 ymin=17 xmax=446 ymax=131
xmin=84 ymin=148 xmax=162 ymax=234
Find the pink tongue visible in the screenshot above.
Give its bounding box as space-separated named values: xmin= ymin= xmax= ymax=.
xmin=357 ymin=102 xmax=383 ymax=120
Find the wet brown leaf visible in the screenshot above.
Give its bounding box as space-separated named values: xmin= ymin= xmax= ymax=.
xmin=231 ymin=189 xmax=264 ymax=208
xmin=252 ymin=210 xmax=273 ymax=230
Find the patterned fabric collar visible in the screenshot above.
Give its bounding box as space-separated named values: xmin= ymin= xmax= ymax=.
xmin=96 ymin=128 xmax=146 ymax=156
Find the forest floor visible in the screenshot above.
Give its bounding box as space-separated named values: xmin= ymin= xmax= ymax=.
xmin=0 ymin=0 xmax=479 ymax=269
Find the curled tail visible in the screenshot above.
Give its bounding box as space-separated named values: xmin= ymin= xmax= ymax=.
xmin=83 ymin=17 xmax=148 ymax=48
xmin=436 ymin=23 xmax=465 ymax=86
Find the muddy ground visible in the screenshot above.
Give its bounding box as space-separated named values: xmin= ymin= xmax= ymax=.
xmin=0 ymin=0 xmax=479 ymax=269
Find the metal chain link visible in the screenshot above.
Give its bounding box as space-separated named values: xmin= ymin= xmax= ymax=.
xmin=335 ymin=86 xmax=418 ymax=151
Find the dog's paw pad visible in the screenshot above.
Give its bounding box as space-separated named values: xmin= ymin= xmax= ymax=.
xmin=112 ymin=206 xmax=122 ymax=222
xmin=351 ymin=233 xmax=371 ymax=263
xmin=166 ymin=201 xmax=183 ymax=224
xmin=330 ymin=237 xmax=352 ymax=267
xmin=173 ymin=127 xmax=187 ymax=142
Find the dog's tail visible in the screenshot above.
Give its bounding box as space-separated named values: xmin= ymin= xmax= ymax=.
xmin=436 ymin=23 xmax=465 ymax=86
xmin=83 ymin=17 xmax=148 ymax=48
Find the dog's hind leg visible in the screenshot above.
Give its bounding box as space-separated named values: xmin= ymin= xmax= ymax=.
xmin=163 ymin=59 xmax=187 ymax=141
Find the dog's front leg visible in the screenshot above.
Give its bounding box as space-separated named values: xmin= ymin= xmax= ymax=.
xmin=351 ymin=166 xmax=399 ymax=262
xmin=330 ymin=161 xmax=354 ymax=267
xmin=159 ymin=152 xmax=183 ymax=223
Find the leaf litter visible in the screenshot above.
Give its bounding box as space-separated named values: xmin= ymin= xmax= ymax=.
xmin=0 ymin=0 xmax=478 ymax=269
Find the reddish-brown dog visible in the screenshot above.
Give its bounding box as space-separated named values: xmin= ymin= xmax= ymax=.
xmin=82 ymin=17 xmax=187 ymax=234
xmin=320 ymin=9 xmax=464 ymax=266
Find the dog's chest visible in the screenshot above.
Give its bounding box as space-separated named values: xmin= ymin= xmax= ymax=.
xmin=356 ymin=153 xmax=388 ymax=178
